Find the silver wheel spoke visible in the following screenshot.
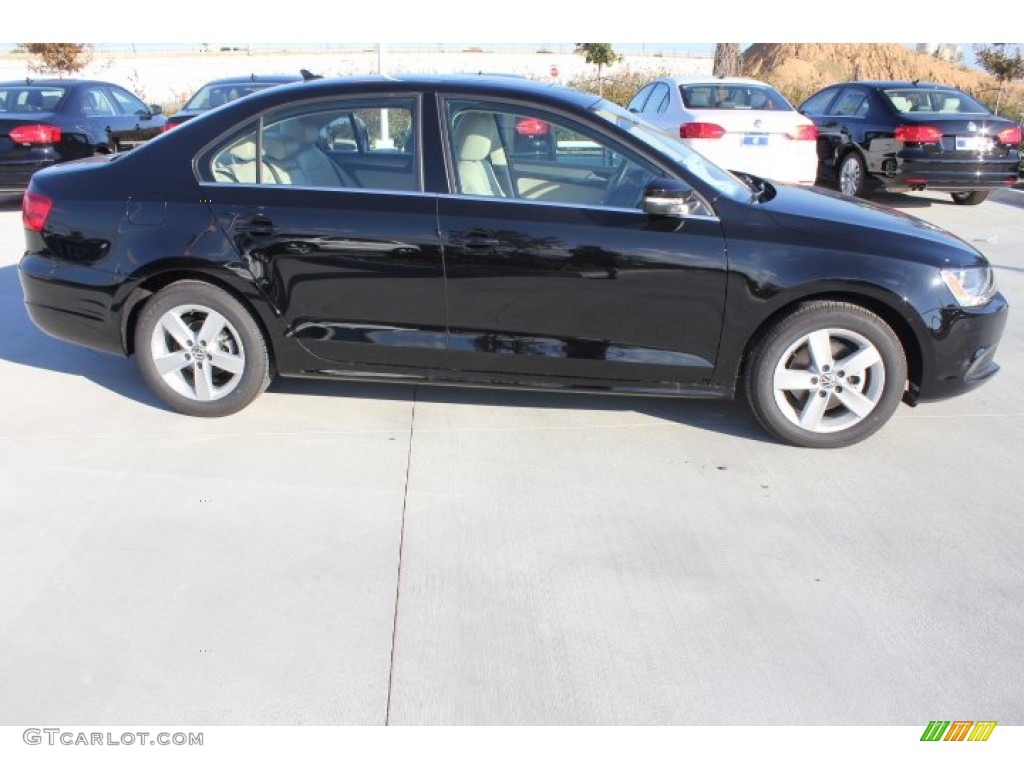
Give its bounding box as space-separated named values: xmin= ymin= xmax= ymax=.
xmin=208 ymin=350 xmax=244 ymax=375
xmin=799 ymin=392 xmax=829 ymax=430
xmin=193 ymin=364 xmax=216 ymax=400
xmin=159 ymin=313 xmax=194 ymax=349
xmin=774 ymin=368 xmax=817 ymax=390
xmin=807 ymin=330 xmax=834 ymax=371
xmin=835 ymin=386 xmax=877 ymax=418
xmin=196 ymin=310 xmax=228 ymax=346
xmin=837 ymin=346 xmax=881 ymax=377
xmin=154 ymin=351 xmax=191 ymax=377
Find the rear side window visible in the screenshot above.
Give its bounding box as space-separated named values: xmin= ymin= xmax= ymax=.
xmin=831 ymin=88 xmax=869 ymax=117
xmin=203 ymin=98 xmax=418 ymax=192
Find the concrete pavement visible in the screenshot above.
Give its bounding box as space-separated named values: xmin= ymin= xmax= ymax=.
xmin=1 ymin=189 xmax=1021 ymax=724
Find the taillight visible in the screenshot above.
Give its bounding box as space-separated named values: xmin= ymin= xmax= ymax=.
xmin=23 ymin=191 xmax=53 ymax=232
xmin=515 ymin=118 xmax=550 ymax=136
xmin=997 ymin=125 xmax=1022 ymax=145
xmin=787 ymin=124 xmax=818 ymax=141
xmin=9 ymin=124 xmax=62 ymax=145
xmin=680 ymin=122 xmax=726 ymax=139
xmin=161 ymin=121 xmax=180 ymax=133
xmin=894 ymin=125 xmax=943 ymax=144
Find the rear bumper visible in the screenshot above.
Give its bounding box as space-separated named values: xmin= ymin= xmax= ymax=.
xmin=880 ymin=154 xmax=1019 ymax=191
xmin=18 ymin=253 xmax=129 ymax=356
xmin=0 ymin=159 xmax=53 ymax=192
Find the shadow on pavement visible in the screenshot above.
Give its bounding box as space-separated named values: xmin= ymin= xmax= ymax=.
xmin=2 ymin=262 xmax=769 ymax=442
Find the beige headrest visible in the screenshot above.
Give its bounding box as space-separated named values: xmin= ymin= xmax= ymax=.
xmin=456 ymin=113 xmax=498 ymax=161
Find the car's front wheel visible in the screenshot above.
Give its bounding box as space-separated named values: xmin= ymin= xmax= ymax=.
xmin=134 ymin=281 xmax=271 ymax=416
xmin=950 ymin=190 xmax=989 ymax=206
xmin=745 ymin=301 xmax=907 ymax=448
xmin=837 ymin=151 xmax=872 ymax=198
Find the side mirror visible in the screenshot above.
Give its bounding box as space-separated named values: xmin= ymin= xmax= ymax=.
xmin=149 ymin=104 xmax=163 ymax=116
xmin=643 ymin=178 xmax=697 ymax=217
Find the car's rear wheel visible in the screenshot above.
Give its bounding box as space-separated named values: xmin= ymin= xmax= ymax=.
xmin=950 ymin=190 xmax=989 ymax=206
xmin=134 ymin=281 xmax=271 ymax=416
xmin=745 ymin=301 xmax=907 ymax=448
xmin=837 ymin=151 xmax=872 ymax=198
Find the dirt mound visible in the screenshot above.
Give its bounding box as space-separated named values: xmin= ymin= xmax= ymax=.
xmin=742 ymin=43 xmax=1022 ymax=116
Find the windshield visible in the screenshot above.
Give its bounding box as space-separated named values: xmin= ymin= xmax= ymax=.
xmin=883 ymin=88 xmax=988 ymax=115
xmin=590 ymin=99 xmax=750 ymax=200
xmin=184 ymin=83 xmax=278 ymax=111
xmin=0 ymin=86 xmax=67 ymax=113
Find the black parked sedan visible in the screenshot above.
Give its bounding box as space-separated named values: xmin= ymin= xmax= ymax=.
xmin=0 ymin=78 xmax=165 ymax=192
xmin=18 ymin=75 xmax=1008 ymax=447
xmin=799 ymin=80 xmax=1021 ymax=204
xmin=161 ymin=73 xmax=303 ymax=132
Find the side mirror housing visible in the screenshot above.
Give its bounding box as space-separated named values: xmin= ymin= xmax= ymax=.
xmin=643 ymin=178 xmax=697 ymax=217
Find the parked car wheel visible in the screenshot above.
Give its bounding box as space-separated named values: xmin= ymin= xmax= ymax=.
xmin=134 ymin=281 xmax=271 ymax=416
xmin=745 ymin=301 xmax=907 ymax=448
xmin=838 ymin=152 xmax=871 ymax=198
xmin=950 ymin=190 xmax=989 ymax=206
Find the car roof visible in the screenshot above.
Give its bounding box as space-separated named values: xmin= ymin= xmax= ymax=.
xmin=196 ymin=74 xmax=304 ymax=86
xmin=654 ymin=76 xmax=777 ymax=87
xmin=844 ymin=80 xmax=964 ymax=90
xmin=245 ymin=73 xmax=601 ymax=109
xmin=0 ymin=78 xmax=119 ymax=88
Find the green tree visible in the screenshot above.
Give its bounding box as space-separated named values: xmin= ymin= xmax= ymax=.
xmin=975 ymin=44 xmax=1024 ymax=115
xmin=575 ymin=44 xmax=621 ymax=96
xmin=713 ymin=44 xmax=743 ymax=77
xmin=16 ymin=43 xmax=92 ymax=77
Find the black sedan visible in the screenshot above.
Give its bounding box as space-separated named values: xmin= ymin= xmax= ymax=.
xmin=161 ymin=73 xmax=303 ymax=132
xmin=18 ymin=75 xmax=1008 ymax=447
xmin=799 ymin=80 xmax=1021 ymax=204
xmin=0 ymin=78 xmax=166 ymax=192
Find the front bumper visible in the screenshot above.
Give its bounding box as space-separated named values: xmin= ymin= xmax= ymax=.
xmin=914 ymin=293 xmax=1008 ymax=402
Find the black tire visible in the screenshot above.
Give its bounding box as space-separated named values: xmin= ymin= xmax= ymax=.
xmin=950 ymin=190 xmax=989 ymax=206
xmin=745 ymin=301 xmax=907 ymax=448
xmin=134 ymin=281 xmax=271 ymax=416
xmin=837 ymin=151 xmax=872 ymax=198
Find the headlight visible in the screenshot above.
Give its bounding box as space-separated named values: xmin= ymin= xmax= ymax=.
xmin=940 ymin=266 xmax=996 ymax=307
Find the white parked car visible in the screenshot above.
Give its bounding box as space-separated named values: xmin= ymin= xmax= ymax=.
xmin=626 ymin=77 xmax=818 ymax=185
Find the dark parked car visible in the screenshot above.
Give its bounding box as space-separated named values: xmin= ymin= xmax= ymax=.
xmin=799 ymin=80 xmax=1021 ymax=204
xmin=0 ymin=78 xmax=165 ymax=192
xmin=162 ymin=73 xmax=303 ymax=131
xmin=18 ymin=75 xmax=1008 ymax=447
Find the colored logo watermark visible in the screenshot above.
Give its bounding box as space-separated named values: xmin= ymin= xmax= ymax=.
xmin=920 ymin=721 xmax=996 ymax=741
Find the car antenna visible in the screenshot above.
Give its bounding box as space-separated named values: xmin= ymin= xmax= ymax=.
xmin=25 ymin=77 xmax=33 ymax=85
xmin=300 ymin=69 xmax=322 ymax=81
xmin=912 ymin=79 xmax=920 ymax=86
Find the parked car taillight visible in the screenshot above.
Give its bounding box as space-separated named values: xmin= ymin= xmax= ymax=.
xmin=22 ymin=191 xmax=53 ymax=232
xmin=997 ymin=125 xmax=1022 ymax=145
xmin=515 ymin=118 xmax=550 ymax=135
xmin=894 ymin=125 xmax=943 ymax=144
xmin=161 ymin=121 xmax=181 ymax=133
xmin=680 ymin=123 xmax=726 ymax=139
xmin=9 ymin=124 xmax=62 ymax=145
xmin=787 ymin=125 xmax=817 ymax=141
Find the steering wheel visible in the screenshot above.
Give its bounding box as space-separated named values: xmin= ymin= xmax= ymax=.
xmin=604 ymin=160 xmax=648 ymax=209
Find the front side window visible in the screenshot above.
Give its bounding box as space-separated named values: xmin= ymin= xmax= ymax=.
xmin=80 ymin=88 xmax=117 ymax=117
xmin=799 ymin=87 xmax=839 ymax=116
xmin=204 ymin=97 xmax=418 ymax=191
xmin=109 ymin=87 xmax=149 ymax=116
xmin=444 ymin=98 xmax=663 ymax=210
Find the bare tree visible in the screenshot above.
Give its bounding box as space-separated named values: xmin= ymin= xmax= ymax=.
xmin=713 ymin=44 xmax=743 ymax=77
xmin=16 ymin=43 xmax=92 ymax=77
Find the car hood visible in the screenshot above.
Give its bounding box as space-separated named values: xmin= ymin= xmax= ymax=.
xmin=756 ymin=183 xmax=986 ymax=267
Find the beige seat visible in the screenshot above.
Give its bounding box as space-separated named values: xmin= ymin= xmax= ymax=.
xmin=453 ymin=112 xmax=506 ymax=197
xmin=941 ymin=97 xmax=961 ymax=113
xmin=263 ymin=119 xmax=355 ymax=188
xmin=889 ymin=96 xmax=910 ymax=113
xmin=212 ymin=138 xmax=271 ymax=184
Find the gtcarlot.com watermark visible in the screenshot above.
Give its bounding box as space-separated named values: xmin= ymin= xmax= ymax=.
xmin=23 ymin=728 xmax=203 ymax=746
